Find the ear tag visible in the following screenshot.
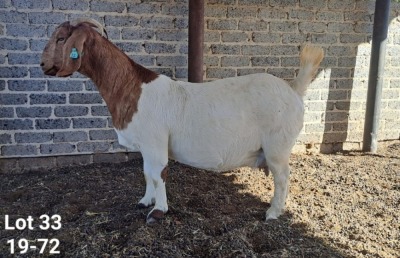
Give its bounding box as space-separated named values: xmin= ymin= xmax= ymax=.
xmin=70 ymin=48 xmax=79 ymax=59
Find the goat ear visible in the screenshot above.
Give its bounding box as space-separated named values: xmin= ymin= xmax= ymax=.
xmin=56 ymin=29 xmax=87 ymax=77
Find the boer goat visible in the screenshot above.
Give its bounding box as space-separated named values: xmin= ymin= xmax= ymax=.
xmin=41 ymin=19 xmax=324 ymax=224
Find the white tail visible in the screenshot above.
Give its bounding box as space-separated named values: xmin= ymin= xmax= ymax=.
xmin=292 ymin=45 xmax=324 ymax=97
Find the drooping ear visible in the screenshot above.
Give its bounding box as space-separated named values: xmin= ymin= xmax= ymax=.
xmin=56 ymin=28 xmax=87 ymax=77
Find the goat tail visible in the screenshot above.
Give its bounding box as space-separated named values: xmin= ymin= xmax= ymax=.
xmin=292 ymin=45 xmax=324 ymax=97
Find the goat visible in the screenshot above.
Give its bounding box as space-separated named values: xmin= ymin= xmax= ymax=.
xmin=41 ymin=19 xmax=324 ymax=224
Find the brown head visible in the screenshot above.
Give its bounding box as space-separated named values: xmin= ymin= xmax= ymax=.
xmin=41 ymin=18 xmax=158 ymax=130
xmin=40 ymin=19 xmax=107 ymax=77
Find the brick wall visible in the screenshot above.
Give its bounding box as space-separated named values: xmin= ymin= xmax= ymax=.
xmin=0 ymin=0 xmax=399 ymax=165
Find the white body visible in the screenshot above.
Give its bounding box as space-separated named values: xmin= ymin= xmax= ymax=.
xmin=117 ymin=74 xmax=303 ymax=171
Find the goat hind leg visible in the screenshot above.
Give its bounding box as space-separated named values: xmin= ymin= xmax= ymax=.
xmin=265 ymin=155 xmax=290 ymax=220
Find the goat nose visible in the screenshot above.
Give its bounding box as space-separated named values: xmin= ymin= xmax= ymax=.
xmin=40 ymin=62 xmax=45 ymax=67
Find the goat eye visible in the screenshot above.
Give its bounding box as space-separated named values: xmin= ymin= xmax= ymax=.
xmin=56 ymin=38 xmax=65 ymax=43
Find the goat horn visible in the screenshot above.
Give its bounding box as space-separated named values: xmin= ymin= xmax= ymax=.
xmin=70 ymin=18 xmax=108 ymax=39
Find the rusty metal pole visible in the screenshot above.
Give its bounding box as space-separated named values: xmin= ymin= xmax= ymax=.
xmin=188 ymin=0 xmax=204 ymax=83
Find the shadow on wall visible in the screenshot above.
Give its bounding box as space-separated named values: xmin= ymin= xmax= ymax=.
xmin=309 ymin=3 xmax=399 ymax=153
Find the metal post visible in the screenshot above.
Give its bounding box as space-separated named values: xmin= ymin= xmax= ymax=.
xmin=362 ymin=0 xmax=391 ymax=153
xmin=188 ymin=0 xmax=204 ymax=83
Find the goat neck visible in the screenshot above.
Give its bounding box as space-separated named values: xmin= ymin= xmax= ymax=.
xmin=79 ymin=31 xmax=158 ymax=130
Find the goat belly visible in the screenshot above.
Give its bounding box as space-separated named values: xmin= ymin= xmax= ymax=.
xmin=169 ymin=150 xmax=261 ymax=172
xmin=168 ymin=136 xmax=262 ymax=172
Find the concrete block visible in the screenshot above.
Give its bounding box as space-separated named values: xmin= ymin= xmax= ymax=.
xmin=156 ymin=56 xmax=187 ymax=66
xmin=91 ymin=106 xmax=110 ymax=116
xmin=0 ymin=133 xmax=12 ymax=144
xmin=30 ymin=94 xmax=66 ymax=105
xmin=12 ymin=0 xmax=50 ymax=9
xmin=221 ymin=56 xmax=250 ymax=67
xmin=6 ymin=24 xmax=47 ymax=37
xmin=140 ymin=17 xmax=175 ymax=29
xmin=53 ymin=131 xmax=88 ymax=143
xmin=93 ymin=152 xmax=128 ymax=163
xmin=28 ymin=12 xmax=66 ymax=24
xmin=0 ymin=107 xmax=13 ymax=118
xmin=35 ymin=118 xmax=71 ymax=129
xmin=2 ymin=145 xmax=37 ymax=156
xmin=210 ymin=44 xmax=240 ymax=55
xmin=40 ymin=143 xmax=76 ymax=155
xmin=127 ymin=3 xmax=161 ymax=14
xmin=53 ymin=0 xmax=89 ymax=11
xmin=89 ymin=129 xmax=117 ymax=141
xmin=72 ymin=118 xmax=107 ymax=128
xmin=162 ymin=4 xmax=188 ymax=16
xmin=208 ymin=20 xmax=237 ymax=30
xmin=206 ymin=68 xmax=236 ymax=79
xmin=251 ymin=57 xmax=280 ymax=67
xmin=16 ymin=107 xmax=52 ymax=118
xmin=220 ymin=32 xmax=248 ymax=43
xmin=15 ymin=132 xmax=52 ymax=143
xmin=77 ymin=142 xmax=110 ymax=153
xmin=144 ymin=43 xmax=176 ymax=54
xmin=18 ymin=156 xmax=56 ymax=172
xmin=0 ymin=10 xmax=27 ymax=23
xmin=0 ymin=93 xmax=28 ymax=105
xmin=56 ymin=154 xmax=92 ymax=167
xmin=0 ymin=67 xmax=28 ymax=78
xmin=54 ymin=106 xmax=89 ymax=117
xmin=90 ymin=0 xmax=126 ymax=13
xmin=0 ymin=38 xmax=28 ymax=51
xmin=104 ymin=15 xmax=139 ymax=27
xmin=9 ymin=80 xmax=46 ymax=91
xmin=0 ymin=119 xmax=33 ymax=130
xmin=47 ymin=80 xmax=83 ymax=92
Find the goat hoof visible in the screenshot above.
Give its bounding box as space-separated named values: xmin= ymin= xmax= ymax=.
xmin=265 ymin=208 xmax=281 ymax=221
xmin=136 ymin=203 xmax=149 ymax=209
xmin=265 ymin=214 xmax=278 ymax=221
xmin=146 ymin=209 xmax=165 ymax=224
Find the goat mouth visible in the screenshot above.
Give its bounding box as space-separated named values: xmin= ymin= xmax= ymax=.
xmin=43 ymin=66 xmax=59 ymax=76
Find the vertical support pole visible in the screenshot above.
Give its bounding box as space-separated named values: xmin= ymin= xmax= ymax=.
xmin=363 ymin=0 xmax=391 ymax=153
xmin=188 ymin=0 xmax=204 ymax=83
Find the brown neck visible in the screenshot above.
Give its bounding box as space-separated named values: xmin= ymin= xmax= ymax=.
xmin=78 ymin=33 xmax=158 ymax=130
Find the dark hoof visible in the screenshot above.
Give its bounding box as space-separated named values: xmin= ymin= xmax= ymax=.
xmin=261 ymin=166 xmax=270 ymax=176
xmin=146 ymin=209 xmax=165 ymax=224
xmin=136 ymin=203 xmax=149 ymax=209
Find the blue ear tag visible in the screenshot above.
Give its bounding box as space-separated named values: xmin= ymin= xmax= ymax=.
xmin=70 ymin=48 xmax=79 ymax=59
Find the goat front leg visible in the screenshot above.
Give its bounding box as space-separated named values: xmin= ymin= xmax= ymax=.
xmin=142 ymin=159 xmax=169 ymax=224
xmin=137 ymin=173 xmax=156 ymax=208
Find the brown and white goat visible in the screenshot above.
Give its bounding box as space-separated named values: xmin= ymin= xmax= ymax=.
xmin=41 ymin=19 xmax=324 ymax=223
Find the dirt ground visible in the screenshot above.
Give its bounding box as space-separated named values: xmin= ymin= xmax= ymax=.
xmin=0 ymin=141 xmax=399 ymax=257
